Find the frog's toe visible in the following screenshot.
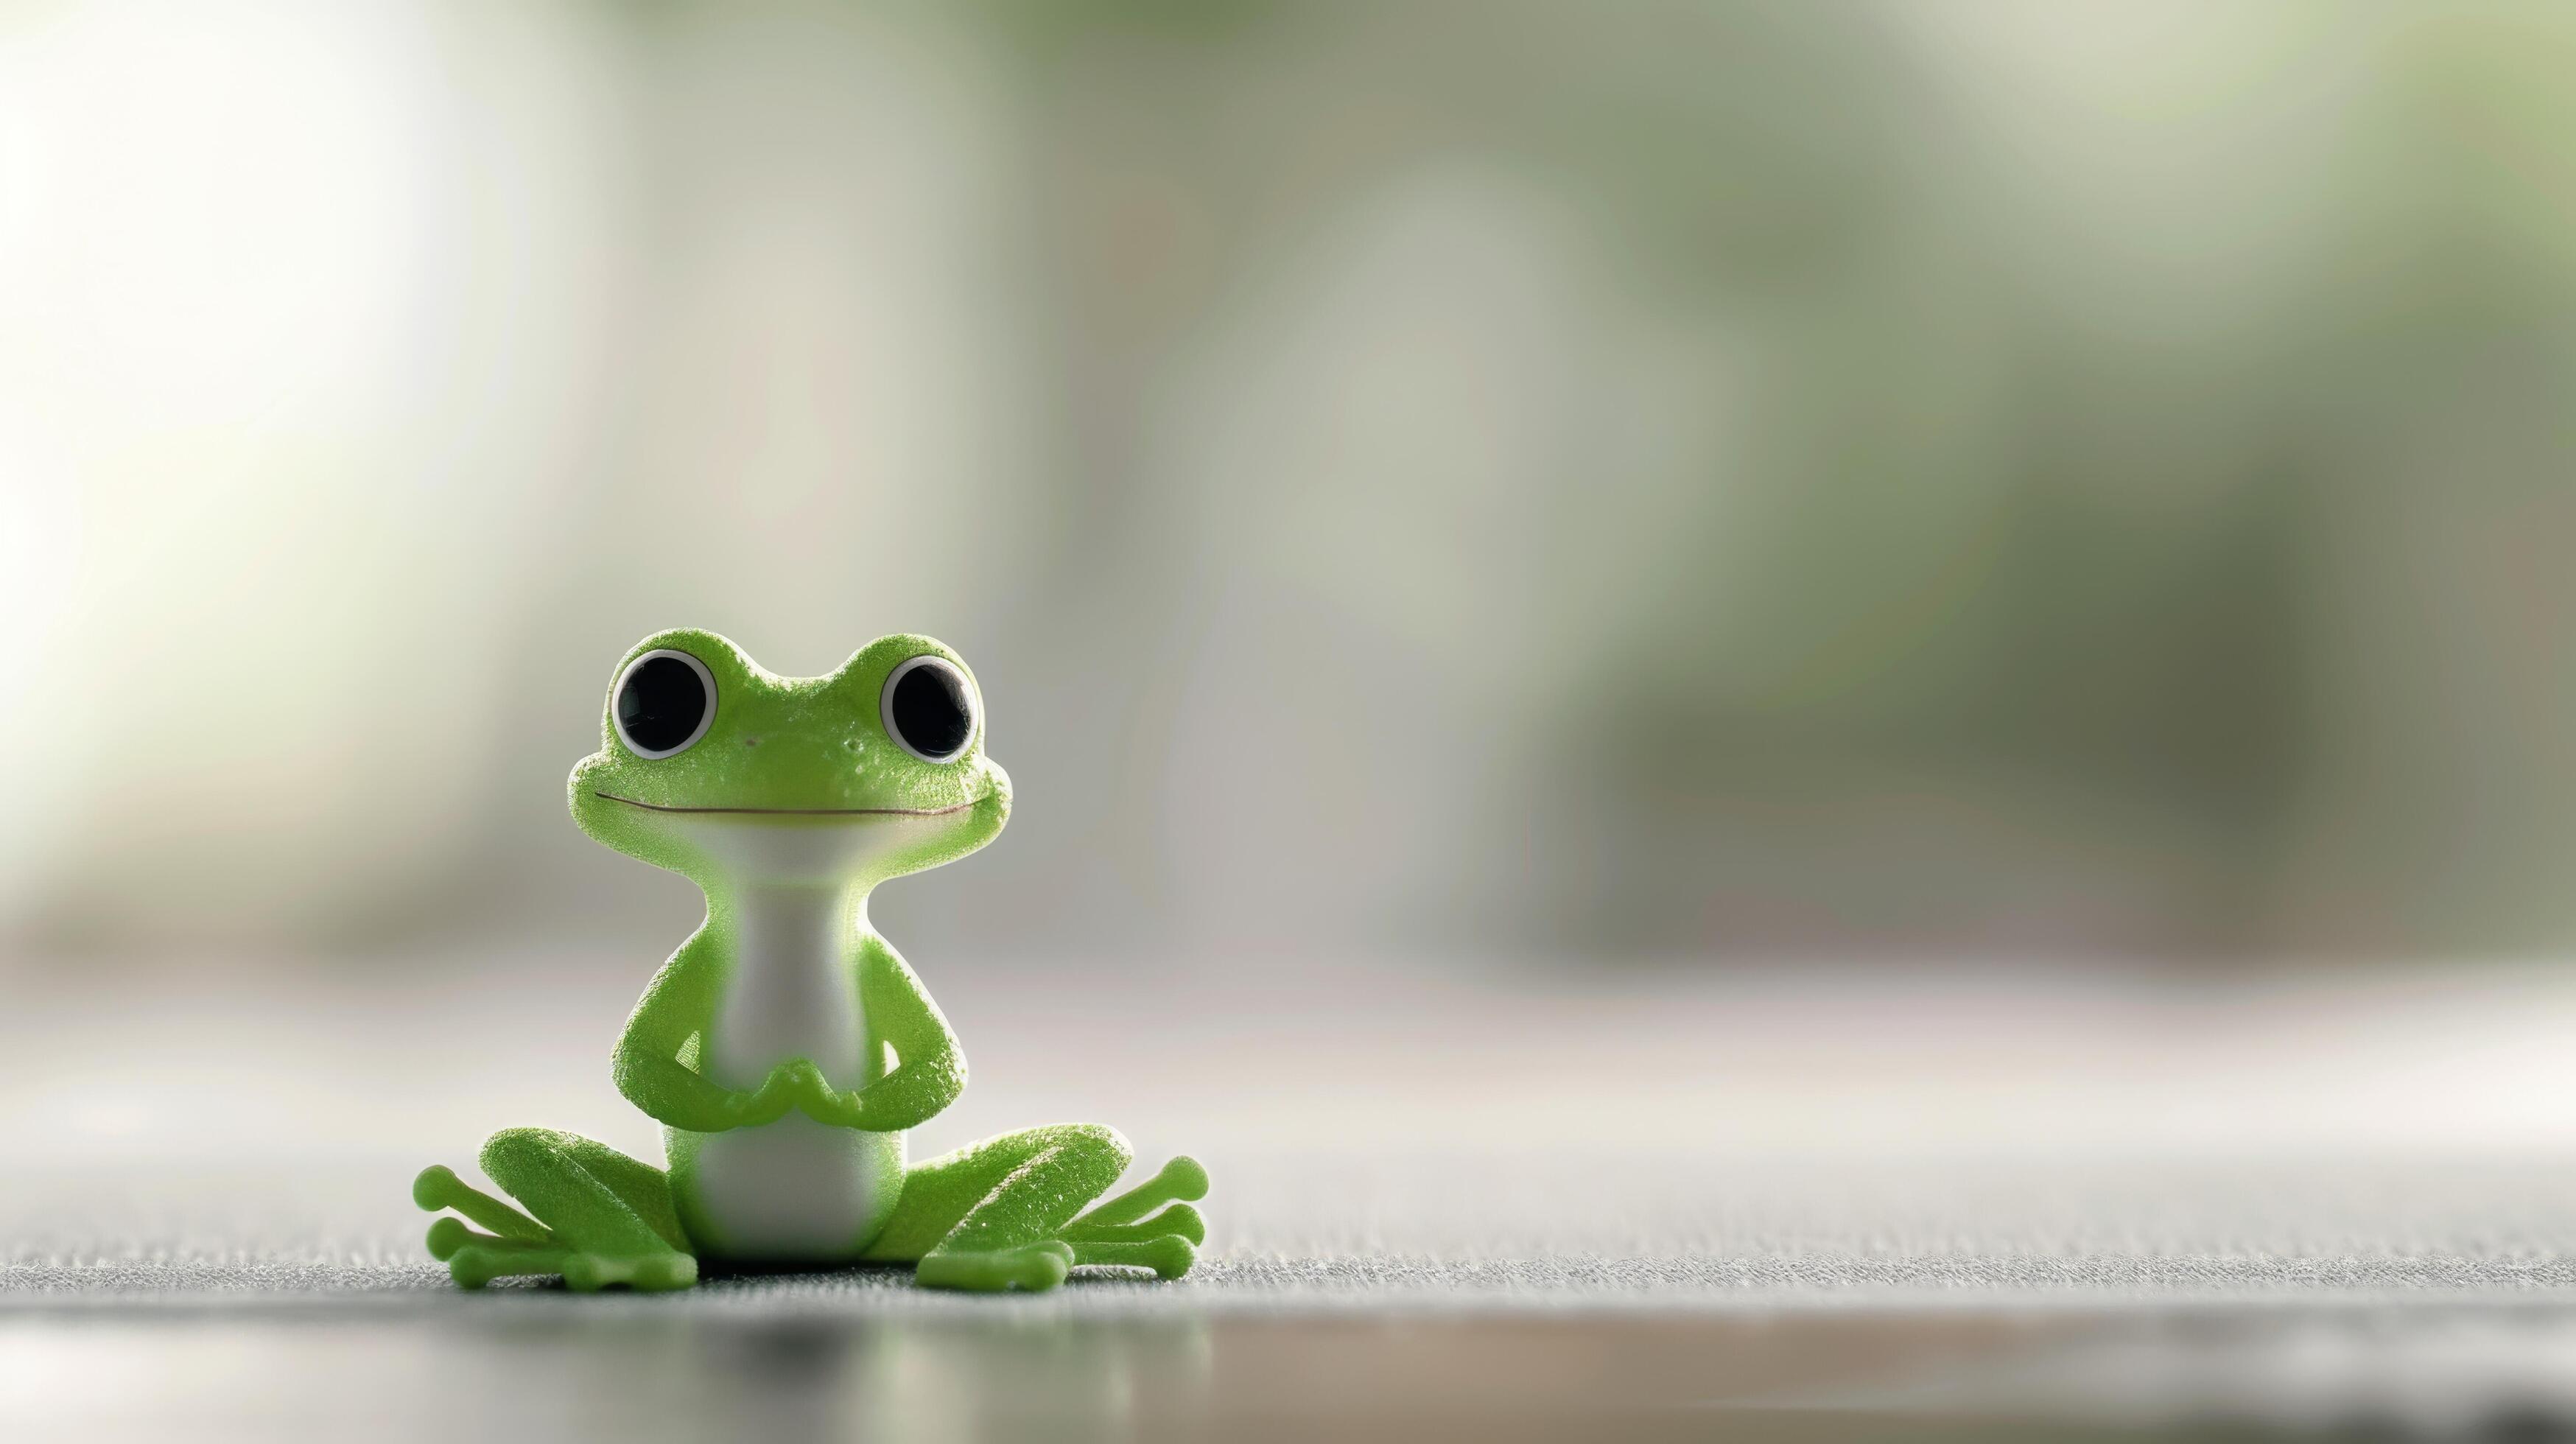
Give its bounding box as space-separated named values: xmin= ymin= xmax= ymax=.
xmin=413 ymin=1166 xmax=463 ymax=1212
xmin=1139 ymin=1234 xmax=1196 ymax=1280
xmin=1158 ymin=1156 xmax=1210 ymax=1203
xmin=561 ymin=1253 xmax=608 ymax=1293
xmin=435 ymin=1230 xmax=571 ymax=1287
xmin=1142 ymin=1203 xmax=1205 ymax=1247
xmin=424 ymin=1216 xmax=474 ymax=1261
xmin=562 ymin=1251 xmax=698 ymax=1293
xmin=628 ymin=1252 xmax=699 ymax=1292
xmin=917 ymin=1242 xmax=1073 ymax=1294
xmin=443 ymin=1244 xmax=693 ymax=1294
xmin=446 ymin=1245 xmax=552 ymax=1291
xmin=1069 ymin=1234 xmax=1196 ymax=1280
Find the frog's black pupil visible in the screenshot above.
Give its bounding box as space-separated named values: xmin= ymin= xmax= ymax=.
xmin=890 ymin=663 xmax=972 ymax=759
xmin=619 ymin=656 xmax=709 ymax=754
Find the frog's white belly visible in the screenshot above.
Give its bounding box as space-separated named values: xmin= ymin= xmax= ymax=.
xmin=683 ymin=1113 xmax=899 ymax=1259
xmin=709 ymin=883 xmax=868 ymax=1094
xmin=684 ymin=877 xmax=896 ymax=1258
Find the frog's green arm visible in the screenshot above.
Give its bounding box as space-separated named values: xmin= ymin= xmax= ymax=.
xmin=838 ymin=935 xmax=964 ymax=1132
xmin=613 ymin=930 xmax=784 ymax=1134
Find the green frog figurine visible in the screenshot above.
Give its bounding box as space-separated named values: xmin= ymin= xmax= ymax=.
xmin=412 ymin=630 xmax=1207 ymax=1292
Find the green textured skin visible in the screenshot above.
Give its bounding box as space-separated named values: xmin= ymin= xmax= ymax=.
xmin=413 ymin=629 xmax=1208 ymax=1293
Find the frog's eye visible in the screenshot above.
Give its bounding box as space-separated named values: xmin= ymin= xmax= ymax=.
xmin=880 ymin=654 xmax=978 ymax=763
xmin=614 ymin=649 xmax=717 ymax=759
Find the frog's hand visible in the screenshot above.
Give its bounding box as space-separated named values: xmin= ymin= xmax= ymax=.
xmin=614 ymin=1047 xmax=788 ymax=1134
xmin=614 ymin=933 xmax=789 ymax=1134
xmin=801 ymin=1059 xmax=964 ymax=1132
xmin=826 ymin=936 xmax=964 ymax=1132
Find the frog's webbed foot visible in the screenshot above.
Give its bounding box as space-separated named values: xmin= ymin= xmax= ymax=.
xmin=413 ymin=1129 xmax=696 ymax=1293
xmin=881 ymin=1128 xmax=1209 ymax=1291
xmin=421 ymin=1214 xmax=698 ymax=1292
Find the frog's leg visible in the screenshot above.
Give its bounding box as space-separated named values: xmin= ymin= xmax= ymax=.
xmin=413 ymin=1127 xmax=697 ymax=1292
xmin=861 ymin=1123 xmax=1208 ymax=1292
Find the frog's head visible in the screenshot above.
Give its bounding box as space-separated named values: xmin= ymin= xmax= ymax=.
xmin=569 ymin=629 xmax=1010 ymax=889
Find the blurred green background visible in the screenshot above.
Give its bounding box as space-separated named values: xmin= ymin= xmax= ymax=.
xmin=5 ymin=0 xmax=2573 ymax=968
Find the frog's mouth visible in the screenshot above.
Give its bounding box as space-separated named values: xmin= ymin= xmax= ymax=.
xmin=593 ymin=791 xmax=986 ymax=819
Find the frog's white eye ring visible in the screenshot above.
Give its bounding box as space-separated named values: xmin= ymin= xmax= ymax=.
xmin=881 ymin=654 xmax=979 ymax=763
xmin=614 ymin=648 xmax=718 ymax=760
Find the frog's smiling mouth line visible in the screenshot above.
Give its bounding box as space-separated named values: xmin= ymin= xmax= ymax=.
xmin=593 ymin=791 xmax=987 ymax=819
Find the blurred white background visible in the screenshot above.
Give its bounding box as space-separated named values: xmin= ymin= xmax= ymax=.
xmin=12 ymin=0 xmax=2576 ymax=977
